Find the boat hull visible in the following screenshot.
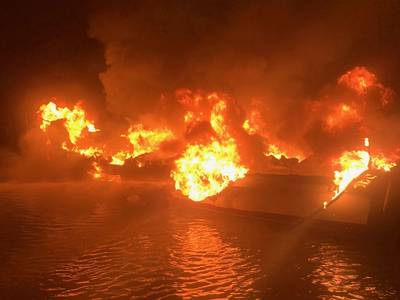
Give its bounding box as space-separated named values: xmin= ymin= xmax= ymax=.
xmin=204 ymin=174 xmax=379 ymax=225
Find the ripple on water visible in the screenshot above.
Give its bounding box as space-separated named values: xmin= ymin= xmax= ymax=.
xmin=39 ymin=216 xmax=263 ymax=299
xmin=0 ymin=184 xmax=399 ymax=299
xmin=307 ymin=242 xmax=398 ymax=300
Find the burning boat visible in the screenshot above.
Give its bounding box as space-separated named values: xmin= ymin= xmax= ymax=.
xmin=33 ymin=67 xmax=399 ymax=226
xmin=204 ymin=170 xmax=396 ymax=226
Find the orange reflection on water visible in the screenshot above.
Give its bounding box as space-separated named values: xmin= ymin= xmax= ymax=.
xmin=168 ymin=219 xmax=262 ymax=299
xmin=308 ymin=243 xmax=393 ymax=299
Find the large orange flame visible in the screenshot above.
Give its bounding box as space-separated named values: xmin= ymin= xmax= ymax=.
xmin=331 ymin=149 xmax=370 ymax=200
xmin=39 ymin=101 xmax=174 ymax=166
xmin=172 ymin=94 xmax=248 ymax=201
xmin=171 ymin=138 xmax=248 ymax=201
xmin=37 ymin=82 xmax=397 ymax=205
xmin=331 ymin=138 xmax=397 ymax=200
xmin=39 ymin=101 xmax=98 ymax=144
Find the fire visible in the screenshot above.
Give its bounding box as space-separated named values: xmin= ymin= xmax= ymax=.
xmin=325 ymin=103 xmax=361 ymax=130
xmin=61 ymin=143 xmax=103 ymax=158
xmin=184 ymin=111 xmax=204 ymax=125
xmin=242 ymin=119 xmax=256 ymax=135
xmin=184 ymin=111 xmax=195 ymax=123
xmin=172 ymin=94 xmax=248 ymax=201
xmin=39 ymin=101 xmax=175 ymax=169
xmin=110 ymin=124 xmax=175 ymax=165
xmin=36 ymin=83 xmax=397 ymax=205
xmin=371 ymin=155 xmax=397 ymax=172
xmin=242 ymin=108 xmax=305 ymax=162
xmin=110 ymin=151 xmax=130 ymax=166
xmin=89 ymin=162 xmax=121 ymax=182
xmin=171 ymin=138 xmax=248 ymax=202
xmin=90 ymin=162 xmax=103 ymax=179
xmin=331 ymin=149 xmax=370 ymax=200
xmin=210 ymin=99 xmax=228 ymax=137
xmin=39 ymin=101 xmax=98 ymax=144
xmin=364 ymin=137 xmax=369 ymax=147
xmin=242 ymin=108 xmax=265 ymax=136
xmin=338 ymin=66 xmax=377 ymax=95
xmin=265 ymin=144 xmax=305 ymax=162
xmin=331 ymin=138 xmax=397 ymax=200
xmin=126 ymin=124 xmax=174 ymax=157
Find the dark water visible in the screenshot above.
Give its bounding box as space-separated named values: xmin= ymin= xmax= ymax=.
xmin=0 ymin=183 xmax=399 ymax=299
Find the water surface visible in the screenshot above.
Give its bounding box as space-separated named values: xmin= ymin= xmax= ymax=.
xmin=0 ymin=182 xmax=399 ymax=299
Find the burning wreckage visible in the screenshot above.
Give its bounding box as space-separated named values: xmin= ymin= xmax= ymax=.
xmin=36 ymin=67 xmax=399 ymax=230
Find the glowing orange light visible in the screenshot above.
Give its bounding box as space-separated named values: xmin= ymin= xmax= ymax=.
xmin=210 ymin=99 xmax=228 ymax=137
xmin=242 ymin=119 xmax=256 ymax=135
xmin=325 ymin=103 xmax=361 ymax=130
xmin=171 ymin=138 xmax=248 ymax=202
xmin=109 ymin=124 xmax=175 ymax=166
xmin=331 ymin=138 xmax=397 ymax=200
xmin=172 ymin=94 xmax=247 ymax=202
xmin=39 ymin=101 xmax=98 ymax=144
xmin=61 ymin=143 xmax=103 ymax=158
xmin=265 ymin=144 xmax=305 ymax=162
xmin=338 ymin=66 xmax=377 ymax=95
xmin=331 ymin=149 xmax=370 ymax=200
xmin=371 ymin=155 xmax=397 ymax=172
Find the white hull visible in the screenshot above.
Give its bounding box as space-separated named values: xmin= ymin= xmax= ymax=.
xmin=204 ymin=174 xmax=389 ymax=225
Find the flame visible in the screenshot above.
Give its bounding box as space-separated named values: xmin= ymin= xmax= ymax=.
xmin=110 ymin=124 xmax=175 ymax=165
xmin=265 ymin=144 xmax=305 ymax=162
xmin=325 ymin=103 xmax=361 ymax=130
xmin=39 ymin=101 xmax=98 ymax=144
xmin=331 ymin=138 xmax=397 ymax=200
xmin=242 ymin=108 xmax=265 ymax=136
xmin=210 ymin=99 xmax=228 ymax=137
xmin=184 ymin=111 xmax=195 ymax=124
xmin=171 ymin=138 xmax=248 ymax=202
xmin=242 ymin=107 xmax=305 ymax=162
xmin=90 ymin=162 xmax=103 ymax=179
xmin=37 ymin=87 xmax=397 ymax=204
xmin=89 ymin=162 xmax=121 ymax=182
xmin=126 ymin=124 xmax=174 ymax=157
xmin=242 ymin=119 xmax=256 ymax=135
xmin=172 ymin=94 xmax=248 ymax=201
xmin=184 ymin=111 xmax=204 ymax=125
xmin=39 ymin=101 xmax=174 ymax=167
xmin=371 ymin=155 xmax=397 ymax=172
xmin=331 ymin=150 xmax=370 ymax=200
xmin=110 ymin=151 xmax=130 ymax=166
xmin=364 ymin=137 xmax=369 ymax=147
xmin=61 ymin=143 xmax=103 ymax=158
xmin=338 ymin=66 xmax=377 ymax=95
